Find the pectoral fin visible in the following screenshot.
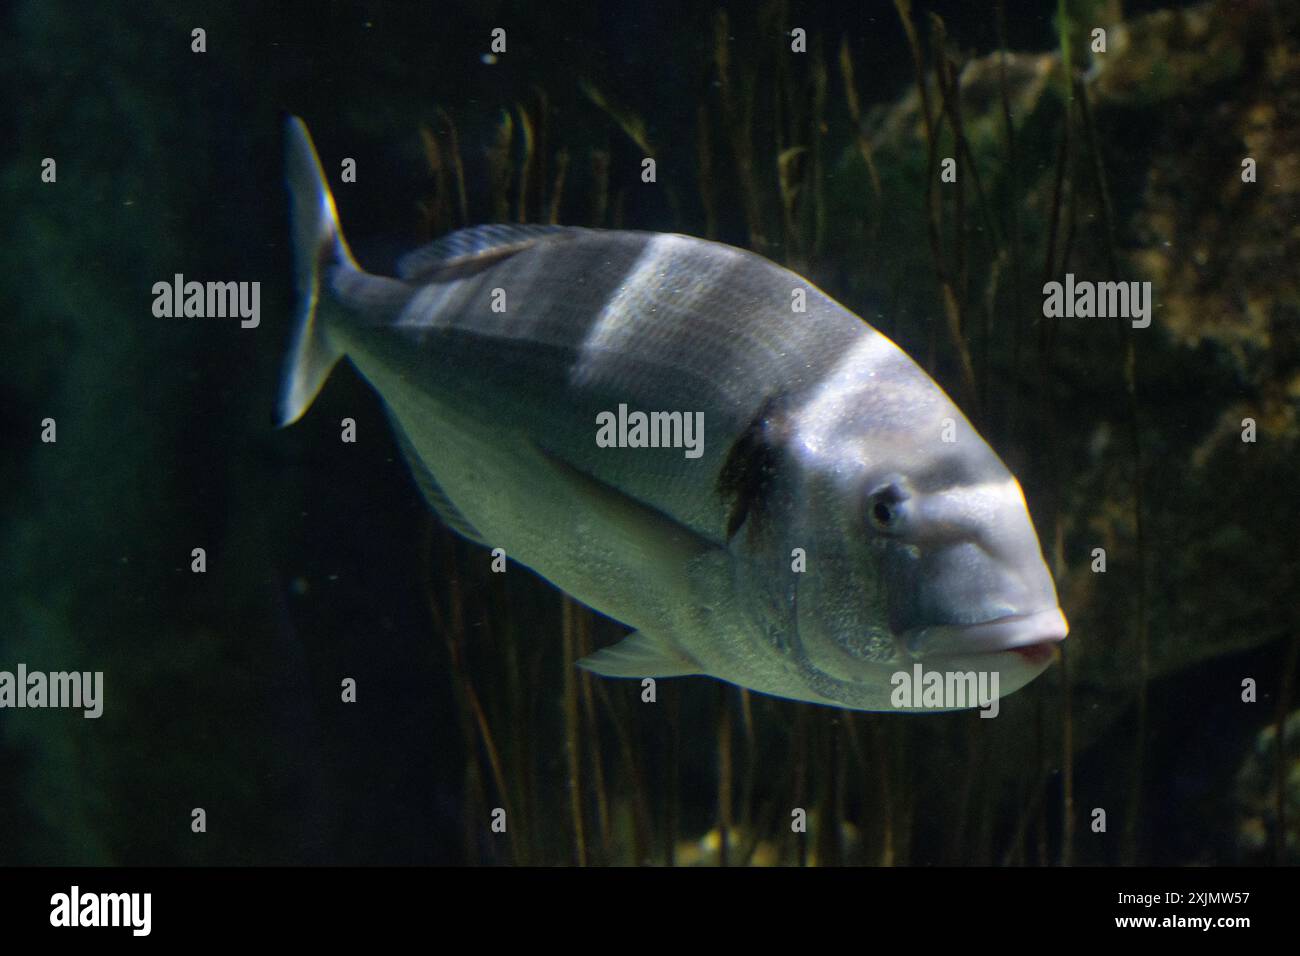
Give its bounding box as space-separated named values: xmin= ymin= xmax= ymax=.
xmin=577 ymin=630 xmax=701 ymax=678
xmin=532 ymin=444 xmax=721 ymax=678
xmin=532 ymin=443 xmax=721 ymax=586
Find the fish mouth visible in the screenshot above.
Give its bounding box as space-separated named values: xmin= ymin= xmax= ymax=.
xmin=904 ymin=607 xmax=1069 ymax=659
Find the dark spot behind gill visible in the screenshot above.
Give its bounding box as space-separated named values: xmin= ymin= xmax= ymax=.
xmin=716 ymin=397 xmax=784 ymax=542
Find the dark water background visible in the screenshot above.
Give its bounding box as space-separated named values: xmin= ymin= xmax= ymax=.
xmin=2 ymin=0 xmax=1297 ymax=865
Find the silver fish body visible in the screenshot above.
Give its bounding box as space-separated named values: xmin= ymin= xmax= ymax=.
xmin=281 ymin=117 xmax=1067 ymax=711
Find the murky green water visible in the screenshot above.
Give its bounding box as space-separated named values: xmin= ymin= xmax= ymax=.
xmin=2 ymin=0 xmax=1297 ymax=866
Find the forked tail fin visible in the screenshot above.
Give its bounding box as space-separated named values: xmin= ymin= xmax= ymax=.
xmin=278 ymin=116 xmax=355 ymax=426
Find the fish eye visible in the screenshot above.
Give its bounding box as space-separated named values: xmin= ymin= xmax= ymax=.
xmin=867 ymin=482 xmax=908 ymax=533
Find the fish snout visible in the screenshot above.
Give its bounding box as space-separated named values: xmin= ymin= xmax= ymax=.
xmin=885 ymin=479 xmax=1068 ymax=660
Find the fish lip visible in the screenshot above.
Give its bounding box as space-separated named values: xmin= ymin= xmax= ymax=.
xmin=904 ymin=607 xmax=1069 ymax=658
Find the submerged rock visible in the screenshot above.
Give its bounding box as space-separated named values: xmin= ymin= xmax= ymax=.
xmin=1234 ymin=709 xmax=1300 ymax=864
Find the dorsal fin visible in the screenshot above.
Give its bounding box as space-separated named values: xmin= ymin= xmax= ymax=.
xmin=397 ymin=224 xmax=578 ymax=282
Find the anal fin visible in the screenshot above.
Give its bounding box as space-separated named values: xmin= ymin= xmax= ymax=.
xmin=577 ymin=630 xmax=701 ymax=678
xmin=385 ymin=412 xmax=487 ymax=546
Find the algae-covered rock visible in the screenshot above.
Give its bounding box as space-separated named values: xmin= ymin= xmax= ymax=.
xmin=1234 ymin=709 xmax=1300 ymax=864
xmin=831 ymin=2 xmax=1299 ymax=763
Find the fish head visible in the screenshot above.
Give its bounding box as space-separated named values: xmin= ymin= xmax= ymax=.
xmin=865 ymin=465 xmax=1067 ymax=664
xmin=776 ymin=335 xmax=1068 ymax=708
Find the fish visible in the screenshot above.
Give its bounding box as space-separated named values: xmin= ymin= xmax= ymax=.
xmin=279 ymin=116 xmax=1068 ymax=712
